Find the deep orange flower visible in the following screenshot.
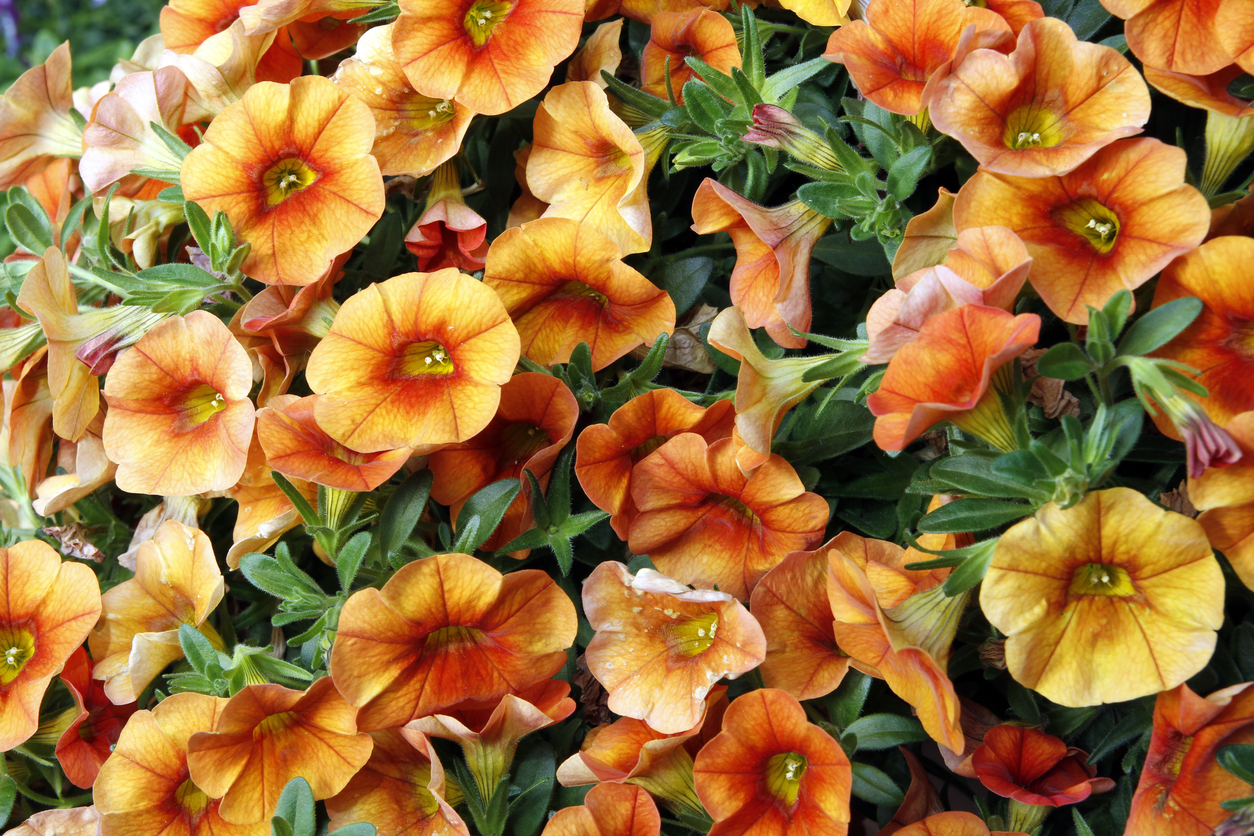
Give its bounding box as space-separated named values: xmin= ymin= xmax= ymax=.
xmin=102 ymin=311 xmax=254 ymax=496
xmin=575 ymin=388 xmax=735 ymax=539
xmin=405 ymin=161 xmax=490 ymax=272
xmin=187 ymin=679 xmax=373 ymax=824
xmin=332 ymin=23 xmax=474 ymax=177
xmin=225 ymin=428 xmax=316 ymax=568
xmin=980 ymin=487 xmax=1224 ymax=707
xmin=393 ymin=0 xmax=584 ymax=116
xmin=749 ymin=537 xmax=849 ymax=702
xmin=543 ymin=784 xmax=661 ymax=836
xmin=954 ymin=138 xmax=1209 ymax=325
xmin=95 ymin=693 xmax=264 ymax=836
xmin=529 ymin=81 xmax=651 ymax=255
xmin=1100 ymin=0 xmax=1228 ymax=75
xmin=878 ymin=749 xmax=944 ymax=836
xmin=1191 ymin=412 xmax=1254 ymax=590
xmin=823 ymin=0 xmax=1011 ymax=116
xmin=691 ymin=179 xmax=831 ymax=350
xmin=1149 ymin=235 xmax=1254 ymax=428
xmin=181 ymin=75 xmax=384 ymax=286
xmin=428 ymin=372 xmax=579 ymax=554
xmin=693 ymin=688 xmax=851 ymax=836
xmin=0 ymin=540 xmax=100 ymax=751
xmin=331 ymin=553 xmax=577 ymax=730
xmin=0 ymin=43 xmax=82 ymax=189
xmin=566 ymin=19 xmax=623 ymax=86
xmin=161 ymin=0 xmax=302 ymax=82
xmin=327 ymin=728 xmax=470 ymax=836
xmin=305 ymin=269 xmax=520 ymax=453
xmin=972 ymin=725 xmax=1114 ymax=806
xmin=89 ymin=520 xmax=225 ymax=704
xmin=483 ymin=218 xmax=676 ymax=370
xmin=825 ymin=532 xmax=964 ymax=753
xmin=55 ymin=648 xmax=138 ymax=788
xmin=583 ymin=562 xmax=766 ymax=734
xmin=927 ymin=17 xmax=1151 ymax=177
xmin=627 ymin=433 xmax=830 ymax=601
xmin=892 ymin=812 xmax=1024 ymax=836
xmin=1126 ymin=682 xmax=1254 ymax=836
xmin=867 ymin=305 xmax=1039 ymax=452
xmin=641 ymin=9 xmax=740 ymax=103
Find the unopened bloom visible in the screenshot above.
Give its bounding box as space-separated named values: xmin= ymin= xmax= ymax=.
xmin=973 ymin=725 xmax=1114 ymax=806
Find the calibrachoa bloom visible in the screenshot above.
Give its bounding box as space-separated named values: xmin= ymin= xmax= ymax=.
xmin=542 ymin=784 xmax=661 ymax=836
xmin=55 ymin=647 xmax=137 ymax=788
xmin=1191 ymin=412 xmax=1254 ymax=590
xmin=101 ymin=310 xmax=254 ymax=496
xmin=404 ymin=160 xmax=490 ymax=272
xmin=186 ymin=678 xmax=374 ymax=824
xmin=305 ymin=269 xmax=520 ymax=453
xmin=954 ymin=138 xmax=1209 ymax=324
xmin=392 ymin=0 xmax=584 ymax=116
xmin=89 ymin=520 xmax=225 ymax=704
xmin=0 ymin=43 xmax=82 ymax=189
xmin=640 ymin=8 xmax=740 ymax=103
xmin=693 ymin=688 xmax=852 ymax=836
xmin=331 ymin=552 xmax=577 ymax=730
xmin=627 ymin=433 xmax=830 ymax=601
xmin=972 ymin=725 xmax=1114 ymax=806
xmin=95 ymin=693 xmax=264 ymax=836
xmin=1099 ymin=0 xmax=1229 ymax=75
xmin=0 ymin=539 xmax=100 ymax=752
xmin=582 ymin=562 xmax=766 ymax=734
xmin=893 ymin=812 xmax=1025 ymax=836
xmin=566 ymin=19 xmax=623 ymax=86
xmin=980 ymin=487 xmax=1224 ymax=707
xmin=927 ymin=17 xmax=1151 ymax=177
xmin=181 ymin=75 xmax=385 ymax=286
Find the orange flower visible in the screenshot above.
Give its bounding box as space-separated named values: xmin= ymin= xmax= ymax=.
xmin=33 ymin=409 xmax=116 ymax=517
xmin=3 ymin=350 xmax=54 ymax=500
xmin=257 ymin=395 xmax=411 ymax=491
xmin=775 ymin=0 xmax=850 ymax=26
xmin=641 ymin=9 xmax=740 ymax=103
xmin=89 ymin=520 xmax=225 ymax=704
xmin=972 ymin=725 xmax=1114 ymax=806
xmin=102 ymin=311 xmax=254 ymax=496
xmin=181 ymin=75 xmax=384 ymax=286
xmin=825 ymin=532 xmax=965 ymax=753
xmin=161 ymin=0 xmax=302 ymax=82
xmin=954 ymin=138 xmax=1209 ymax=325
xmin=927 ymin=17 xmax=1151 ymax=177
xmin=1190 ymin=411 xmax=1254 ymax=590
xmin=332 ymin=23 xmax=474 ymax=177
xmin=483 ymin=218 xmax=675 ymax=370
xmin=1125 ymin=682 xmax=1254 ymax=836
xmin=225 ymin=428 xmax=316 ymax=568
xmin=186 ymin=679 xmax=373 ymax=824
xmin=867 ymin=305 xmax=1039 ymax=452
xmin=428 ymin=372 xmax=578 ymax=554
xmin=234 ymin=251 xmax=345 ymax=361
xmin=980 ymin=487 xmax=1224 ymax=707
xmin=575 ymin=388 xmax=735 ymax=539
xmin=330 ymin=553 xmax=577 ymax=730
xmin=693 ymin=688 xmax=851 ymax=836
xmin=893 ymin=812 xmax=1024 ymax=836
xmin=405 ymin=161 xmax=490 ymax=272
xmin=95 ymin=693 xmax=264 ymax=836
xmin=327 ymin=729 xmax=470 ymax=836
xmin=393 ymin=0 xmax=584 ymax=116
xmin=583 ymin=562 xmax=766 ymax=734
xmin=691 ymin=179 xmax=832 ymax=350
xmin=0 ymin=539 xmax=100 ymax=751
xmin=749 ymin=537 xmax=849 ymax=702
xmin=0 ymin=42 xmax=82 ymax=189
xmin=305 ymin=269 xmax=520 ymax=453
xmin=529 ymin=81 xmax=651 ymax=255
xmin=565 ymin=19 xmax=623 ymax=86
xmin=55 ymin=648 xmax=138 ymax=788
xmin=543 ymin=784 xmax=661 ymax=836
xmin=628 ymin=433 xmax=830 ymax=601
xmin=823 ymin=0 xmax=1011 ymax=116
xmin=1149 ymin=235 xmax=1254 ymax=428
xmin=892 ymin=188 xmax=957 ymax=280
xmin=1101 ymin=0 xmax=1228 ymax=75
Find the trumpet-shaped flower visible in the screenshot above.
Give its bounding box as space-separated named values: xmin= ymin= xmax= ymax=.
xmin=628 ymin=433 xmax=829 ymax=601
xmin=55 ymin=648 xmax=138 ymax=788
xmin=102 ymin=311 xmax=254 ymax=496
xmin=583 ymin=563 xmax=766 ymax=734
xmin=927 ymin=17 xmax=1151 ymax=177
xmin=161 ymin=0 xmax=302 ymax=82
xmin=89 ymin=520 xmax=225 ymax=704
xmin=331 ymin=552 xmax=577 ymax=730
xmin=954 ymin=138 xmax=1209 ymax=325
xmin=181 ymin=75 xmax=385 ymax=286
xmin=972 ymin=725 xmax=1114 ymax=806
xmin=305 ymin=268 xmax=520 ymax=453
xmin=33 ymin=409 xmax=116 ymax=517
xmin=483 ymin=217 xmax=675 ymax=370
xmin=393 ymin=0 xmax=584 ymax=116
xmin=1101 ymin=0 xmax=1228 ymax=75
xmin=0 ymin=43 xmax=82 ymax=189
xmin=543 ymin=784 xmax=661 ymax=836
xmin=693 ymin=688 xmax=852 ymax=836
xmin=565 ymin=20 xmax=623 ymax=86
xmin=640 ymin=9 xmax=740 ymax=103
xmin=892 ymin=812 xmax=1024 ymax=836
xmin=405 ymin=161 xmax=489 ymax=272
xmin=980 ymin=487 xmax=1224 ymax=707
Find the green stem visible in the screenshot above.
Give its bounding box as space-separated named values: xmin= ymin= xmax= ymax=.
xmin=9 ymin=776 xmax=90 ymax=809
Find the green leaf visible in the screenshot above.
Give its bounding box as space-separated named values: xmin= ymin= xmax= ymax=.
xmin=331 ymin=825 xmax=377 ymax=836
xmin=940 ymin=538 xmax=1000 ymax=597
xmin=1117 ymin=297 xmax=1203 ymax=357
xmin=730 ymin=66 xmax=764 ymax=107
xmin=1036 ymin=342 xmax=1094 ymax=380
xmin=761 ymin=58 xmax=829 ymax=104
xmin=927 ymin=455 xmax=1047 ymax=500
xmin=1220 ymin=744 xmax=1254 ymax=786
xmin=240 ymin=555 xmax=303 ymax=600
xmin=886 ymin=146 xmax=931 ymax=202
xmin=825 ymin=670 xmax=871 ymax=729
xmin=337 ymin=531 xmax=372 ymax=591
xmin=561 ymin=509 xmax=610 ymax=537
xmin=850 ymin=763 xmax=903 ymax=806
xmin=1087 ymin=702 xmax=1152 ymax=764
xmin=740 ymin=3 xmax=765 ymax=89
xmin=1102 ymin=289 xmax=1133 ymax=338
xmin=271 ymin=471 xmax=320 ymax=527
xmin=1007 ymin=680 xmax=1041 ymax=724
xmin=797 ymin=181 xmax=860 ymax=219
xmin=653 ymin=256 xmax=712 ymax=315
xmin=184 ymin=200 xmax=213 ymax=251
xmin=271 ymin=818 xmax=294 ymax=836
xmin=150 ymin=121 xmax=194 ymax=162
xmin=135 ymin=262 xmax=224 ymax=287
xmin=1067 ymin=0 xmax=1112 ymax=38
xmin=178 ymin=623 xmax=222 ymax=677
xmin=600 ymin=71 xmax=670 ymax=120
xmin=917 ymin=498 xmax=1031 ymax=534
xmin=683 ymin=58 xmax=740 ymax=104
xmin=509 ymin=742 xmax=557 ymax=836
xmin=683 ymin=80 xmax=732 ymax=134
xmin=378 ymin=469 xmax=433 ymax=560
xmin=454 ymin=479 xmax=522 ymax=553
xmin=273 ymin=777 xmax=316 ymax=836
xmin=844 ymin=714 xmax=927 ymax=750
xmin=1072 ymin=809 xmax=1098 ymax=836
xmin=0 ymin=775 xmax=16 ymax=830
xmin=5 ymin=201 xmax=53 ymax=255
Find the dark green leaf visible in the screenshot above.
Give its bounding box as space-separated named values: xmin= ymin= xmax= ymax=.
xmin=0 ymin=776 xmax=16 ymax=830
xmin=5 ymin=201 xmax=53 ymax=255
xmin=1007 ymin=680 xmax=1041 ymax=724
xmin=600 ymin=71 xmax=670 ymax=119
xmin=683 ymin=58 xmax=740 ymax=103
xmin=918 ymin=498 xmax=1031 ymax=534
xmin=270 ymin=471 xmax=320 ymax=526
xmin=886 ymin=146 xmax=931 ymax=202
xmin=454 ymin=479 xmax=522 ymax=553
xmin=653 ymin=257 xmax=712 ymax=315
xmin=509 ymin=742 xmax=556 ymax=836
xmin=928 ymin=455 xmax=1045 ymax=499
xmin=135 ymin=262 xmax=224 ymax=287
xmin=1036 ymin=342 xmax=1094 ymax=380
xmin=850 ymin=763 xmax=903 ymax=806
xmin=336 ymin=531 xmax=372 ymax=592
xmin=683 ymin=80 xmax=732 ymax=134
xmin=825 ymin=670 xmax=871 ymax=729
xmin=240 ymin=555 xmax=303 ymax=600
xmin=940 ymin=538 xmax=999 ymax=596
xmin=1067 ymin=0 xmax=1112 ymax=38
xmin=740 ymin=3 xmax=765 ymax=89
xmin=1072 ymin=809 xmax=1097 ymax=836
xmin=378 ymin=469 xmax=433 ymax=559
xmin=761 ymin=58 xmax=829 ymax=104
xmin=730 ymin=67 xmax=764 ymax=107
xmin=178 ymin=623 xmax=221 ymax=676
xmin=1102 ymin=290 xmax=1133 ymax=338
xmin=844 ymin=714 xmax=927 ymax=750
xmin=1087 ymin=702 xmax=1152 ymax=764
xmin=1117 ymin=297 xmax=1204 ymax=357
xmin=1220 ymin=744 xmax=1254 ymax=786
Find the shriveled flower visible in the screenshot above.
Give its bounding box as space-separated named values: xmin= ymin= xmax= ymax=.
xmin=8 ymin=808 xmax=100 ymax=836
xmin=980 ymin=487 xmax=1224 ymax=707
xmin=972 ymin=725 xmax=1114 ymax=806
